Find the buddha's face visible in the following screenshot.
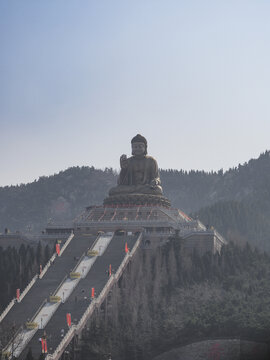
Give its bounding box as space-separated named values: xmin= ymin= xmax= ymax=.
xmin=132 ymin=142 xmax=146 ymax=156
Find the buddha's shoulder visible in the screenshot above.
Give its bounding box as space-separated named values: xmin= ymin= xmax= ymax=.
xmin=145 ymin=155 xmax=157 ymax=163
xmin=129 ymin=155 xmax=157 ymax=162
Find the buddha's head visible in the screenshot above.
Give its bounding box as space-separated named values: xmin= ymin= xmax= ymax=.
xmin=131 ymin=134 xmax=147 ymax=156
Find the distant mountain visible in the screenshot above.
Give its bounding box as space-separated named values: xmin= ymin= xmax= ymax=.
xmin=164 ymin=151 xmax=270 ymax=250
xmin=0 ymin=166 xmax=116 ymax=233
xmin=1 ymin=151 xmax=270 ymax=249
xmin=162 ymin=150 xmax=270 ymax=213
xmin=190 ymin=152 xmax=270 ymax=251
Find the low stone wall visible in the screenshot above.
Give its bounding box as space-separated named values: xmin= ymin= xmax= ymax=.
xmin=153 ymin=339 xmax=269 ymax=360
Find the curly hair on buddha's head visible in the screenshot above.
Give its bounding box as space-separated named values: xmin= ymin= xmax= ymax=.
xmin=131 ymin=134 xmax=147 ymax=155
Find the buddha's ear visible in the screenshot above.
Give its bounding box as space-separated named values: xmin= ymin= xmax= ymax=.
xmin=144 ymin=145 xmax=147 ymax=155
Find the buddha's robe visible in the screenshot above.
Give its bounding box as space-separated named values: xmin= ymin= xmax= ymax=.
xmin=109 ymin=155 xmax=163 ymax=196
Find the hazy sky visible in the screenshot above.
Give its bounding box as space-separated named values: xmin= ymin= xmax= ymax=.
xmin=1 ymin=0 xmax=270 ymax=186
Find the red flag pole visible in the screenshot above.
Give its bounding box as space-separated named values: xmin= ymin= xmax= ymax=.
xmin=16 ymin=288 xmax=20 ymax=300
xmin=109 ymin=264 xmax=112 ymax=276
xmin=91 ymin=287 xmax=95 ymax=298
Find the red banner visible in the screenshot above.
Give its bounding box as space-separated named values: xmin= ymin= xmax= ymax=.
xmin=91 ymin=287 xmax=95 ymax=298
xmin=16 ymin=288 xmax=20 ymax=300
xmin=56 ymin=244 xmax=60 ymax=255
xmin=125 ymin=242 xmax=129 ymax=253
xmin=41 ymin=338 xmax=47 ymax=353
xmin=66 ymin=313 xmax=71 ymax=327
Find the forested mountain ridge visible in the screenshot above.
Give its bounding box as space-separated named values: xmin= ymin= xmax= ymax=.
xmin=0 ymin=167 xmax=116 ymax=232
xmin=0 ymin=243 xmax=52 ymax=312
xmin=191 ymin=151 xmax=270 ymax=251
xmin=79 ymin=239 xmax=270 ymax=360
xmin=1 ymin=151 xmax=270 ymax=249
xmin=162 ymin=150 xmax=270 ymax=212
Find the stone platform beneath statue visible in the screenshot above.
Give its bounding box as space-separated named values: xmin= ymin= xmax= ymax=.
xmin=103 ymin=193 xmax=171 ymax=208
xmin=74 ymin=203 xmax=193 ymax=237
xmin=69 ymin=203 xmax=227 ymax=254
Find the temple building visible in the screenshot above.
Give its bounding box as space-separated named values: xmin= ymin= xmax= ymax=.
xmin=49 ymin=133 xmax=226 ymax=254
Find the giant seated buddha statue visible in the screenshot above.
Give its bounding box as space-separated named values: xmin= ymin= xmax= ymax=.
xmin=104 ymin=134 xmax=170 ymax=207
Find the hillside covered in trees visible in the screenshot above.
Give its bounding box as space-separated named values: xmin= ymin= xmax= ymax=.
xmin=1 ymin=238 xmax=270 ymax=360
xmin=1 ymin=152 xmax=270 ymax=359
xmin=0 ymin=243 xmax=53 ymax=312
xmin=1 ymin=150 xmax=270 ymax=250
xmin=79 ymin=239 xmax=270 ymax=360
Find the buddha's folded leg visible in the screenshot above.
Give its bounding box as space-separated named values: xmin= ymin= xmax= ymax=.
xmin=108 ymin=185 xmax=137 ymax=196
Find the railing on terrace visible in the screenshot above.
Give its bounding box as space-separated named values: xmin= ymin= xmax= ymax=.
xmin=76 ymin=219 xmax=177 ymax=226
xmin=159 ymin=207 xmax=185 ymax=223
xmin=181 ymin=229 xmax=226 ymax=241
xmin=213 ymin=229 xmax=227 ymax=244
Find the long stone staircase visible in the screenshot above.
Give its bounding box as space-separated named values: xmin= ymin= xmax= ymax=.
xmin=0 ymin=232 xmax=141 ymax=360
xmin=1 ymin=234 xmax=96 ymax=334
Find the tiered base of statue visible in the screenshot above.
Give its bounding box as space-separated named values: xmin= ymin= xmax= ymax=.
xmin=103 ymin=193 xmax=171 ymax=208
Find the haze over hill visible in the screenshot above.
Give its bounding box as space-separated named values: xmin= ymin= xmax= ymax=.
xmin=1 ymin=151 xmax=270 ymax=250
